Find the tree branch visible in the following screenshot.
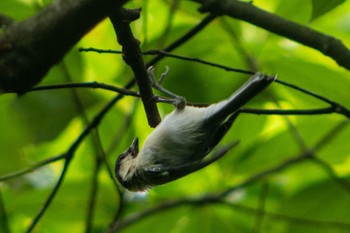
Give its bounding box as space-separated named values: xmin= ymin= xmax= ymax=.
xmin=0 ymin=153 xmax=66 ymax=181
xmin=109 ymin=8 xmax=161 ymax=127
xmin=192 ymin=0 xmax=350 ymax=70
xmin=29 ymin=81 xmax=140 ymax=97
xmin=0 ymin=0 xmax=127 ymax=93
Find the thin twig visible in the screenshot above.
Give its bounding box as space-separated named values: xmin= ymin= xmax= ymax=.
xmin=79 ymin=48 xmax=254 ymax=75
xmin=81 ymin=14 xmax=215 ymax=67
xmin=78 ymin=48 xmax=122 ymax=54
xmin=145 ymin=49 xmax=253 ymax=74
xmin=275 ymin=80 xmax=350 ymax=118
xmin=26 ymin=157 xmax=70 ymax=233
xmin=30 ymin=81 xmax=139 ymax=97
xmin=240 ymin=107 xmax=335 ymax=115
xmin=0 ymin=153 xmax=66 ymax=181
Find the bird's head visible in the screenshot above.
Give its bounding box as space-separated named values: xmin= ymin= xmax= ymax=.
xmin=114 ymin=138 xmax=146 ymax=191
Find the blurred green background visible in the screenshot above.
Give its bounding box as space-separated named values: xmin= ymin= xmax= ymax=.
xmin=1 ymin=0 xmax=350 ymax=232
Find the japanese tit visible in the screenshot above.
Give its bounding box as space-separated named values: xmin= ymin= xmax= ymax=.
xmin=115 ymin=73 xmax=275 ymax=191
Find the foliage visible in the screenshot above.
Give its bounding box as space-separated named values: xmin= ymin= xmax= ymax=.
xmin=0 ymin=0 xmax=350 ymax=233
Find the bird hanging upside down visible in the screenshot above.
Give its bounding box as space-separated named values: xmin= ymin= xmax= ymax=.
xmin=115 ymin=70 xmax=275 ymax=191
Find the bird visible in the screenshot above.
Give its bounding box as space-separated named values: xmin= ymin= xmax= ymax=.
xmin=115 ymin=72 xmax=275 ymax=191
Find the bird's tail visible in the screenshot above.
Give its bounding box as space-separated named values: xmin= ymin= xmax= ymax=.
xmin=206 ymin=73 xmax=276 ymax=123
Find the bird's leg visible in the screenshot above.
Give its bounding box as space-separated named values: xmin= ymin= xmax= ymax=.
xmin=152 ymin=95 xmax=186 ymax=110
xmin=147 ymin=66 xmax=178 ymax=97
xmin=148 ymin=66 xmax=186 ymax=109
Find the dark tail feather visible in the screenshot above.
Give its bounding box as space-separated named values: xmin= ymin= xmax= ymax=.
xmin=207 ymin=73 xmax=275 ymax=123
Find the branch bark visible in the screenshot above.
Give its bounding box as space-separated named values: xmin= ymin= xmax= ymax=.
xmin=0 ymin=0 xmax=127 ymax=93
xmin=109 ymin=8 xmax=161 ymax=127
xmin=193 ymin=0 xmax=350 ymax=71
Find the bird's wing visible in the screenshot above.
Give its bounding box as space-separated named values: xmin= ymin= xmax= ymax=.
xmin=142 ymin=140 xmax=239 ymax=185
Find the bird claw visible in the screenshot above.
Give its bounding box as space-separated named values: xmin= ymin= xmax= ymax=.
xmin=172 ymin=96 xmax=186 ymax=109
xmin=148 ymin=66 xmax=186 ymax=109
xmin=152 ymin=95 xmax=186 ymax=109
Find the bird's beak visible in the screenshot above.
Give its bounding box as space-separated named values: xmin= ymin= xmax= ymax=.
xmin=130 ymin=137 xmax=139 ymax=158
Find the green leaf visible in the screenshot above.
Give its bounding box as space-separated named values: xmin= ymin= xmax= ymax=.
xmin=275 ymin=0 xmax=312 ymax=23
xmin=311 ymin=0 xmax=345 ymax=20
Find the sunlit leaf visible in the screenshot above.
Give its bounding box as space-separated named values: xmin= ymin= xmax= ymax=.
xmin=311 ymin=0 xmax=345 ymax=21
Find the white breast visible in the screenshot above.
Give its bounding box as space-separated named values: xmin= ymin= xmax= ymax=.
xmin=134 ymin=95 xmax=232 ymax=168
xmin=135 ymin=106 xmax=209 ymax=167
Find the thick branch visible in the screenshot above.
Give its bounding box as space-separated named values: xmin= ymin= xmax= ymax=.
xmin=109 ymin=8 xmax=161 ymax=127
xmin=0 ymin=0 xmax=127 ymax=93
xmin=194 ymin=0 xmax=350 ymax=70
